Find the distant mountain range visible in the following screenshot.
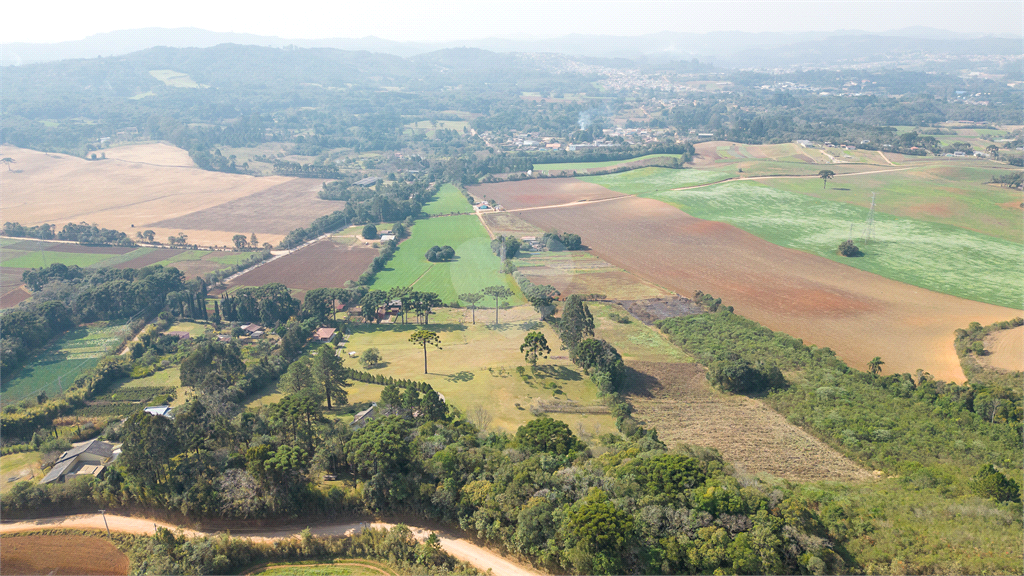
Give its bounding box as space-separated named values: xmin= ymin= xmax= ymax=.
xmin=2 ymin=27 xmax=1019 ymax=69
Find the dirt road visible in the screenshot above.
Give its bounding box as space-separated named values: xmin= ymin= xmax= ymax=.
xmin=0 ymin=514 xmax=543 ymax=576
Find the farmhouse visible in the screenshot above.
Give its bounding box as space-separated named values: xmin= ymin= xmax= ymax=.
xmin=354 ymin=177 xmax=379 ymax=187
xmin=314 ymin=327 xmax=336 ymax=342
xmin=144 ymin=405 xmax=173 ymax=418
xmin=380 ymin=234 xmax=396 ymax=242
xmin=40 ymin=439 xmax=120 ymax=485
xmin=164 ymin=331 xmax=191 ymax=340
xmin=351 ymin=403 xmax=378 ymax=429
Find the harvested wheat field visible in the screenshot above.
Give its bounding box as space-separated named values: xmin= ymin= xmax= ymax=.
xmin=980 ymin=326 xmax=1024 ymax=372
xmin=505 ymin=196 xmax=1019 ymax=381
xmin=473 ymin=178 xmax=625 ymax=210
xmin=1 ymin=144 xmax=302 ymax=247
xmin=230 ymin=240 xmax=378 ymax=290
xmin=0 ymin=534 xmax=129 ymax=575
xmin=625 ymin=362 xmax=871 ymax=482
xmin=149 ymin=178 xmax=339 ymax=239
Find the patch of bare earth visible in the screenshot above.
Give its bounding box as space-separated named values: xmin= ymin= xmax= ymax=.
xmin=502 ymin=195 xmax=1019 ymax=381
xmin=625 ymin=361 xmax=871 ymax=482
xmin=230 ymin=240 xmax=378 ymax=290
xmin=0 ymin=286 xmax=32 ymax=309
xmin=0 ymin=534 xmax=129 ymax=575
xmin=472 ymin=178 xmax=625 ymax=210
xmin=980 ymin=326 xmax=1024 ymax=372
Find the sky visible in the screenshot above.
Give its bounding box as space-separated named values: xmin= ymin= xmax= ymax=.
xmin=4 ymin=0 xmax=1021 ymax=43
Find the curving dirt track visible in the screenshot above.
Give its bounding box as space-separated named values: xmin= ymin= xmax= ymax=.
xmin=501 ymin=195 xmax=1019 ymax=381
xmin=0 ymin=514 xmax=543 ymax=576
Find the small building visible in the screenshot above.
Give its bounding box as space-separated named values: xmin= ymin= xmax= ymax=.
xmin=354 ymin=177 xmax=379 ymax=187
xmin=351 ymin=403 xmax=378 ymax=429
xmin=165 ymin=331 xmax=191 ymax=340
xmin=241 ymin=323 xmax=263 ymax=334
xmin=379 ymin=234 xmax=395 ymax=242
xmin=315 ymin=327 xmax=337 ymax=342
xmin=521 ymin=236 xmax=537 ymax=242
xmin=40 ymin=439 xmax=120 ymax=485
xmin=217 ymin=335 xmax=232 ymax=342
xmin=144 ymin=405 xmax=173 ymax=418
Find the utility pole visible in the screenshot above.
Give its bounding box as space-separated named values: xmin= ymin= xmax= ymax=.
xmin=99 ymin=509 xmax=111 ymax=538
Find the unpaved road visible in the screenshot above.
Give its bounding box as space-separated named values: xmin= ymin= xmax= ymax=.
xmin=0 ymin=513 xmax=543 ymax=576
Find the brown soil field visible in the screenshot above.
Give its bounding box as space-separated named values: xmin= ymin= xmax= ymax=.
xmin=149 ymin=178 xmax=341 ymax=239
xmin=0 ymin=286 xmax=32 ymax=309
xmin=110 ymin=248 xmax=185 ymax=269
xmin=0 ymin=534 xmax=129 ymax=575
xmin=503 ymin=196 xmax=1019 ymax=381
xmin=1 ymin=144 xmax=298 ymax=247
xmin=230 ymin=240 xmax=377 ymax=291
xmin=980 ymin=326 xmax=1024 ymax=372
xmin=624 ymin=361 xmax=872 ymax=482
xmin=473 ymin=179 xmax=625 ymax=210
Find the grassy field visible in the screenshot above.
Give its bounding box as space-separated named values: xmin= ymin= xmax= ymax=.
xmin=149 ymin=69 xmax=203 ymax=88
xmin=638 ymin=180 xmax=1021 ymax=309
xmin=0 ymin=451 xmax=43 ymax=492
xmin=341 ymin=307 xmax=616 ymax=435
xmin=255 ymin=560 xmax=394 ymax=576
xmin=579 ymin=166 xmax=728 ymax=193
xmin=402 ymin=120 xmax=470 ymax=138
xmin=0 ymin=250 xmax=117 ymax=269
xmin=369 ymin=215 xmax=521 ymax=305
xmin=1 ymin=322 xmax=130 ymax=407
xmin=421 ymin=184 xmax=472 ymax=215
xmin=535 ymin=154 xmax=687 ymax=173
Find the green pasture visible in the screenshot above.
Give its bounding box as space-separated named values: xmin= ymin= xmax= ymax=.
xmin=767 ymin=164 xmax=1023 ymax=243
xmin=1 ymin=322 xmax=129 ymax=407
xmin=402 ymin=120 xmax=469 ymax=137
xmin=95 ymin=247 xmax=158 ymax=267
xmin=642 ymin=180 xmax=1022 ymax=309
xmin=369 ymin=215 xmax=521 ymax=304
xmin=421 ymin=184 xmax=472 ymax=215
xmin=579 ymin=166 xmax=728 ymax=194
xmin=255 ymin=561 xmax=394 ymax=576
xmin=0 ymin=250 xmax=116 ymax=269
xmin=535 ymin=154 xmax=686 ymax=173
xmin=150 ymin=250 xmax=251 ymax=268
xmin=149 ymin=69 xmax=202 ymax=88
xmin=0 ymin=451 xmax=43 ymax=492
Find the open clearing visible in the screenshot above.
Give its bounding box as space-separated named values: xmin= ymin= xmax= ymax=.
xmin=623 ymin=361 xmax=871 ymax=482
xmin=422 ymin=184 xmax=473 ymax=215
xmin=492 ymin=194 xmax=1018 ymax=381
xmin=514 ymin=251 xmax=669 ymax=300
xmin=980 ymin=326 xmax=1024 ymax=372
xmin=230 ymin=240 xmax=378 ymax=290
xmin=534 ymin=154 xmax=688 ymax=174
xmin=0 ymin=534 xmax=129 ymax=575
xmin=1 ymin=144 xmax=317 ymax=247
xmin=254 ymin=561 xmax=393 ymax=576
xmin=471 ymin=178 xmax=625 ymax=210
xmin=1 ymin=321 xmax=130 ymax=407
xmin=369 ymin=215 xmax=521 ymax=305
xmin=0 ymin=451 xmax=43 ymax=491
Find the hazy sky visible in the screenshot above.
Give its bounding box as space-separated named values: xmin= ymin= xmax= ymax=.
xmin=5 ymin=0 xmax=1021 ymax=43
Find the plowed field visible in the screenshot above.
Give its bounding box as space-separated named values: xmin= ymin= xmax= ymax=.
xmin=499 ymin=195 xmax=1018 ymax=381
xmin=624 ymin=361 xmax=871 ymax=482
xmin=230 ymin=240 xmax=377 ymax=290
xmin=980 ymin=326 xmax=1024 ymax=372
xmin=0 ymin=534 xmax=129 ymax=575
xmin=472 ymin=179 xmax=624 ymax=210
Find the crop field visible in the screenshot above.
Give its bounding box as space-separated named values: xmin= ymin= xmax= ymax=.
xmin=0 ymin=534 xmax=129 ymax=575
xmin=638 ymin=180 xmax=1021 ymax=309
xmin=230 ymin=240 xmax=378 ymax=291
xmin=0 ymin=451 xmax=43 ymax=492
xmin=369 ymin=215 xmax=521 ymax=305
xmin=514 ymin=251 xmax=668 ymax=300
xmin=340 ymin=307 xmax=616 ymax=435
xmin=1 ymin=322 xmax=129 ymax=407
xmin=623 ymin=361 xmax=871 ymax=482
xmin=1 ymin=144 xmax=310 ymax=247
xmin=534 ymin=153 xmax=687 ymax=173
xmin=980 ymin=326 xmax=1024 ymax=372
xmin=577 ymin=166 xmax=729 ymax=193
xmin=149 ymin=178 xmax=340 ymax=243
xmin=421 ymin=184 xmax=473 ymax=215
xmin=499 ymin=194 xmax=1018 ymax=381
xmin=472 ymin=178 xmax=625 ymax=210
xmin=255 ymin=561 xmax=394 ymax=576
xmin=402 ymin=119 xmax=471 ymax=137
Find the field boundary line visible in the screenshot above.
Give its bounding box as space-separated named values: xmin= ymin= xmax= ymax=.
xmin=667 ymin=166 xmax=917 ymax=191
xmin=509 ymin=194 xmax=631 ymax=213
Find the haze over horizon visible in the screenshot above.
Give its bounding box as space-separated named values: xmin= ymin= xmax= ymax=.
xmin=4 ymin=0 xmax=1020 ymax=45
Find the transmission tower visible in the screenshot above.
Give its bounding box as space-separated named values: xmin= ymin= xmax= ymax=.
xmin=864 ymin=192 xmax=877 ymax=242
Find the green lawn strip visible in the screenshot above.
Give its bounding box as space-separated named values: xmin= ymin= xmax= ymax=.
xmin=1 ymin=323 xmax=130 ymax=406
xmin=1 ymin=251 xmax=116 ymax=269
xmin=155 ymin=250 xmax=211 ymax=263
xmin=534 ymin=154 xmax=685 ymax=173
xmin=0 ymin=238 xmax=22 ymax=246
xmin=0 ymin=451 xmax=43 ymax=492
xmin=370 ymin=215 xmax=522 ymax=304
xmin=768 ymin=164 xmax=1023 ymax=243
xmin=578 ymin=166 xmax=731 ymax=194
xmin=643 ymin=180 xmax=1021 ymax=309
xmin=205 ymin=252 xmax=254 ymax=266
xmin=421 ymin=184 xmax=473 ymax=215
xmin=90 ymin=247 xmax=158 ymax=268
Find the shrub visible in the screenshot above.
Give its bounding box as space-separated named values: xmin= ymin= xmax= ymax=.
xmin=838 ymin=240 xmax=863 ymax=257
xmin=362 ymin=224 xmax=378 ymax=239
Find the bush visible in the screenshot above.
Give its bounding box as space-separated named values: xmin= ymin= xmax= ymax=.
xmin=362 ymin=224 xmax=378 ymax=239
xmin=706 ymin=359 xmax=786 ymax=394
xmin=972 ymin=464 xmax=1021 ymax=502
xmin=838 ymin=240 xmax=863 ymax=257
xmin=360 ymin=347 xmax=382 ymax=369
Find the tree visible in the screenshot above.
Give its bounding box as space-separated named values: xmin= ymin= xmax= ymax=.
xmin=360 ymin=347 xmax=382 ymax=368
xmin=459 ymin=292 xmax=484 ymax=324
xmin=312 ymin=344 xmax=348 ymax=409
xmin=971 ymin=464 xmax=1021 ymax=502
xmin=362 ymin=224 xmax=378 ymax=240
xmin=706 ymin=358 xmax=785 ymax=394
xmin=142 ymin=230 xmax=156 ymax=243
xmin=359 ymin=290 xmax=389 ymax=323
xmin=515 ymin=416 xmax=582 ymax=455
xmin=521 ymin=331 xmax=551 ymax=366
xmin=413 ymin=291 xmax=442 ymax=325
xmin=409 ymin=329 xmax=441 ymax=374
xmin=838 ymin=240 xmax=862 ymax=257
xmin=232 ymin=235 xmax=248 ymax=250
xmin=249 ymin=233 xmax=259 ymax=248
xmin=483 ymin=285 xmax=513 ymax=325
xmin=818 ymin=169 xmax=835 ymax=189
xmin=557 ymin=295 xmax=595 ymax=350
xmin=425 ymin=245 xmax=455 ymax=262
xmin=558 ymin=488 xmax=635 ymax=575
xmin=867 ymin=356 xmax=885 ymax=375
xmin=2 ymin=157 xmax=15 ymax=171
xmin=524 ymin=284 xmax=559 ymax=320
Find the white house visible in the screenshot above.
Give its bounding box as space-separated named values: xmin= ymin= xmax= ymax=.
xmin=40 ymin=439 xmax=120 ymax=485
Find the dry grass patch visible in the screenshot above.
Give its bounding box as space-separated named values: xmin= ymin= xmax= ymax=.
xmin=624 ymin=361 xmax=871 ymax=482
xmin=0 ymin=534 xmax=129 ymax=575
xmin=980 ymin=325 xmax=1024 ymax=372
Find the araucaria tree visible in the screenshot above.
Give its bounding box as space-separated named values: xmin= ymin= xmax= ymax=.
xmin=459 ymin=292 xmax=484 ymax=324
xmin=482 ymin=285 xmax=513 ymax=325
xmin=521 ymin=331 xmax=551 ymax=366
xmin=557 ymin=294 xmax=595 ymax=350
xmin=312 ymin=344 xmax=348 ymax=409
xmin=409 ymin=329 xmax=441 ymax=374
xmin=818 ymin=169 xmax=835 ymax=189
